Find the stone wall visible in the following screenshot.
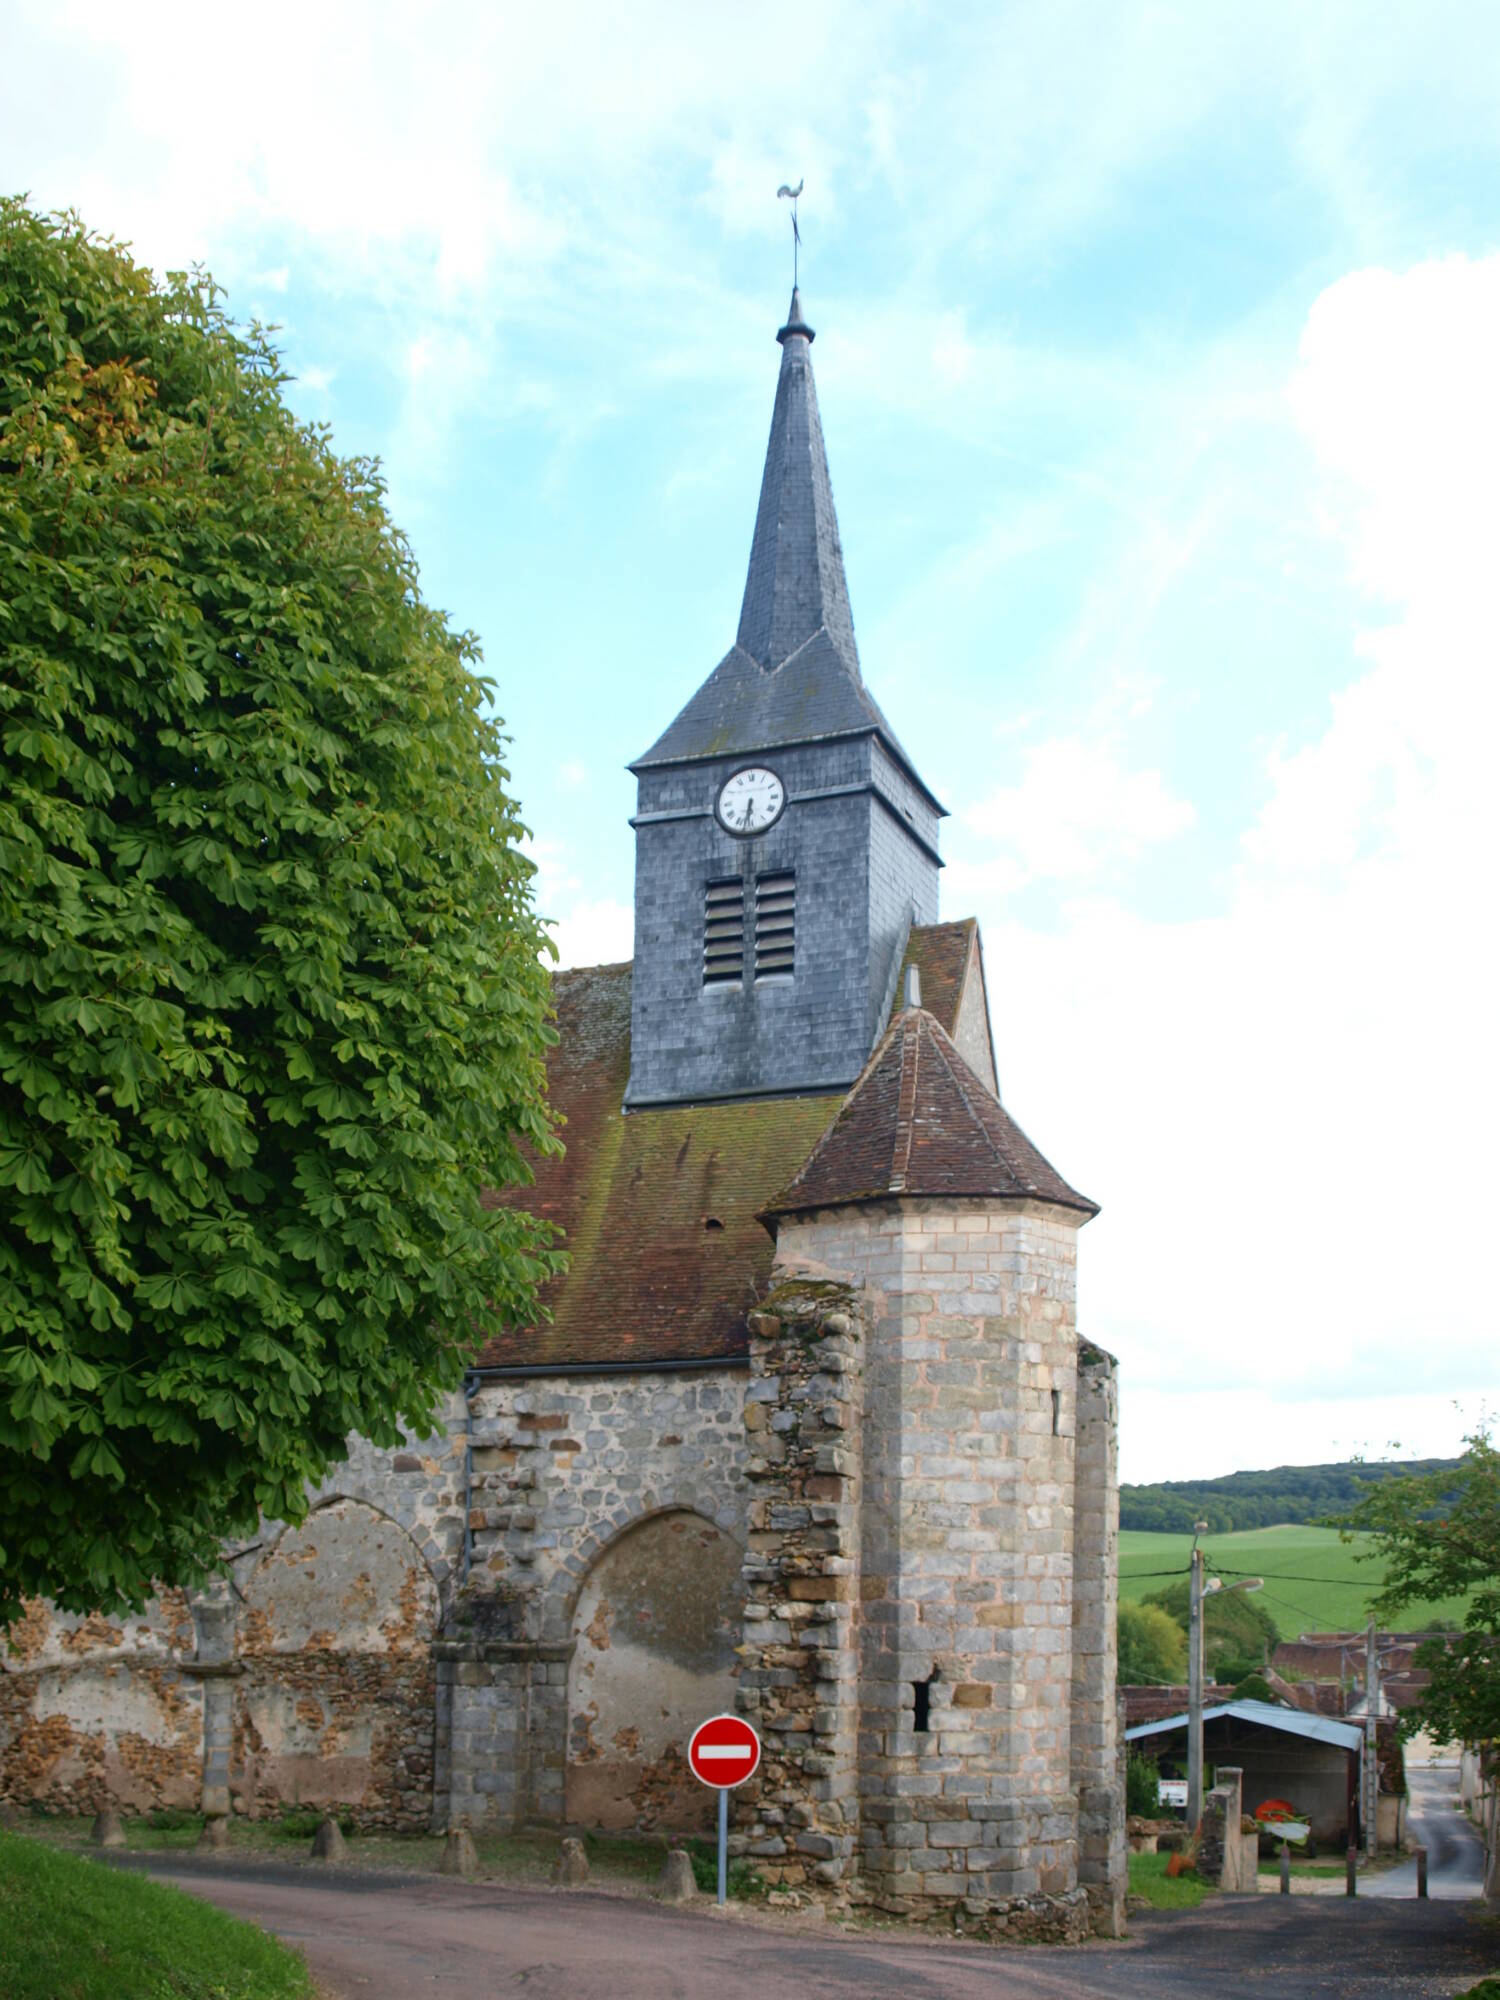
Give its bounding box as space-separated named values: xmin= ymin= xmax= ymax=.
xmin=0 ymin=1594 xmax=201 ymax=1815
xmin=437 ymin=1364 xmax=751 ymax=1833
xmin=735 ymin=1284 xmax=866 ymax=1888
xmin=1071 ymin=1342 xmax=1126 ymax=1934
xmin=740 ymin=1196 xmax=1100 ymax=1941
xmin=230 ymin=1499 xmax=439 ymax=1829
xmin=1199 ymin=1766 xmax=1255 ymax=1891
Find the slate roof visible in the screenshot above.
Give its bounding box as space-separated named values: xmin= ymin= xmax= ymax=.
xmin=633 ymin=289 xmax=937 ymax=808
xmin=761 ymin=1004 xmax=1097 ymax=1223
xmin=476 ymin=927 xmax=987 ymax=1369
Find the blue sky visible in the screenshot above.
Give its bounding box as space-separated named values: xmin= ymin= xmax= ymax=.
xmin=5 ymin=1 xmax=1498 ymax=1481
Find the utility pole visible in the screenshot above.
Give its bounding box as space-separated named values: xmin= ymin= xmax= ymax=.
xmin=1187 ymin=1532 xmax=1206 ymax=1834
xmin=1365 ymin=1615 xmax=1380 ymax=1860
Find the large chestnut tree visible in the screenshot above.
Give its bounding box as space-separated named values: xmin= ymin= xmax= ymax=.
xmin=0 ymin=200 xmax=562 ymax=1622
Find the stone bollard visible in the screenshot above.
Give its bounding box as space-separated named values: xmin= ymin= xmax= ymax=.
xmin=197 ymin=1816 xmax=230 ymax=1854
xmin=655 ymin=1849 xmax=697 ymax=1904
xmin=1416 ymin=1845 xmax=1428 ymax=1899
xmin=310 ymin=1817 xmax=347 ymax=1862
xmin=439 ymin=1825 xmax=478 ymax=1877
xmin=552 ymin=1837 xmax=590 ymax=1887
xmin=1280 ymin=1841 xmax=1290 ymax=1894
xmin=90 ymin=1811 xmax=126 ymax=1849
xmin=1345 ymin=1846 xmax=1357 ymax=1897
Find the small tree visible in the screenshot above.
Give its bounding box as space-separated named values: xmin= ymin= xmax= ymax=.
xmin=1118 ymin=1600 xmax=1188 ymax=1684
xmin=1144 ymin=1575 xmax=1279 ymax=1675
xmin=0 ymin=202 xmax=563 ymax=1622
xmin=1340 ymin=1431 xmax=1498 ymax=1749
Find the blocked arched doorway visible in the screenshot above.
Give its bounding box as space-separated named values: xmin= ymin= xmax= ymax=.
xmin=565 ymin=1509 xmax=741 ymax=1833
xmin=234 ymin=1499 xmax=438 ymax=1827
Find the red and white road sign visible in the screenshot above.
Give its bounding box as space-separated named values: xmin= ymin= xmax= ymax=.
xmin=688 ymin=1713 xmax=761 ymax=1789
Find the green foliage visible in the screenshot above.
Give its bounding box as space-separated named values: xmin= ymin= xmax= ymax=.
xmin=0 ymin=1829 xmax=312 ymax=1998
xmin=1126 ymin=1850 xmax=1214 ymax=1909
xmin=1125 ymin=1749 xmax=1162 ymax=1816
xmin=1231 ymin=1672 xmax=1279 ymax=1704
xmin=1118 ymin=1599 xmax=1188 ymax=1684
xmin=1121 ymin=1457 xmax=1462 ymax=1535
xmin=1144 ymin=1576 xmax=1279 ymax=1672
xmin=1337 ymin=1430 xmax=1500 ymax=1747
xmin=0 ymin=201 xmax=563 ymax=1621
xmin=685 ymin=1837 xmax=765 ymax=1899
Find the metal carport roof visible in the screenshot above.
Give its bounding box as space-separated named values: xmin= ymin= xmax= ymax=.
xmin=1124 ymin=1698 xmax=1363 ymax=1753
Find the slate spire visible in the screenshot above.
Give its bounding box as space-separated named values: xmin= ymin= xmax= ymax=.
xmin=735 ymin=287 xmax=860 ymax=677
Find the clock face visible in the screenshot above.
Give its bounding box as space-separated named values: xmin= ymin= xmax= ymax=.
xmin=717 ymin=765 xmax=785 ymax=836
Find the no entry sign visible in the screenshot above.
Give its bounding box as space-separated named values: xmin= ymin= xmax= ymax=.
xmin=688 ymin=1713 xmax=761 ymax=1790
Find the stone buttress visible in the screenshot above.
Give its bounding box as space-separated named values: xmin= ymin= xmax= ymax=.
xmin=735 ymin=1002 xmax=1118 ymax=1940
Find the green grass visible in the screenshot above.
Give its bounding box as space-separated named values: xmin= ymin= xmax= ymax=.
xmin=11 ymin=1814 xmax=766 ymax=1899
xmin=0 ymin=1830 xmax=312 ymax=2000
xmin=1119 ymin=1524 xmax=1471 ymax=1636
xmin=1127 ymin=1850 xmax=1215 ymax=1909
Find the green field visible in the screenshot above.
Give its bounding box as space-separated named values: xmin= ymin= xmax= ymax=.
xmin=1119 ymin=1524 xmax=1471 ymax=1637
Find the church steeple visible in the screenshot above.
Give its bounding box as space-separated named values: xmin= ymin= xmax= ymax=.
xmin=633 ymin=289 xmax=929 ymax=787
xmin=735 ymin=288 xmax=859 ymax=679
xmin=624 ymin=285 xmax=944 ymax=1112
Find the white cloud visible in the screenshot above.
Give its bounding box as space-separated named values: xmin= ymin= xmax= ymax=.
xmin=981 ymin=254 xmax=1500 ymax=1475
xmin=547 ymin=899 xmax=634 ymax=971
xmin=960 ymin=734 xmax=1195 ymax=891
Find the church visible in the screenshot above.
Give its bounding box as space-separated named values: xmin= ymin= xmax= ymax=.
xmin=1 ymin=286 xmax=1125 ymax=1939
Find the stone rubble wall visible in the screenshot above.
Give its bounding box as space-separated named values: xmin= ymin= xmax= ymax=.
xmin=0 ymin=1592 xmax=202 ymax=1815
xmin=1071 ymin=1342 xmax=1127 ymax=1934
xmin=734 ymin=1284 xmax=866 ymax=1889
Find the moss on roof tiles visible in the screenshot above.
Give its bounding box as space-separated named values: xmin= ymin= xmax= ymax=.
xmin=478 ymin=961 xmax=842 ymax=1368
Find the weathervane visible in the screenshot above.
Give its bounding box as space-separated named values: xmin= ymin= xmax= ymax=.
xmin=777 ymin=178 xmax=804 ymax=286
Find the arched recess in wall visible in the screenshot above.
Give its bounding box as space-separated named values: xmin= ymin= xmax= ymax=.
xmin=565 ymin=1508 xmax=741 ymax=1835
xmin=233 ymin=1498 xmax=439 ymax=1828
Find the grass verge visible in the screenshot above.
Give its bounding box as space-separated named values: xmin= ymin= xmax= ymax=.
xmin=10 ymin=1812 xmax=767 ymax=1900
xmin=1128 ymin=1850 xmax=1216 ymax=1909
xmin=0 ymin=1830 xmax=312 ymax=2000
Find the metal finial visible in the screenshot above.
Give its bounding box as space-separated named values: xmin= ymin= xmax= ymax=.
xmin=777 ymin=178 xmax=804 ymax=287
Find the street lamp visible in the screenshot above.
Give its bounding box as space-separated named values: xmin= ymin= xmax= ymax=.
xmin=1187 ymin=1547 xmax=1264 ymax=1834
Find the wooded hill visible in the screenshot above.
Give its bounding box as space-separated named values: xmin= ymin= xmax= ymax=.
xmin=1119 ymin=1458 xmax=1461 ymax=1534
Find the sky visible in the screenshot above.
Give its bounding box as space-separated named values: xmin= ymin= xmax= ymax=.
xmin=4 ymin=1 xmax=1497 ymax=1485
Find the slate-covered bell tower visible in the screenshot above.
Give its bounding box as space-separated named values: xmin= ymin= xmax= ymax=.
xmin=626 ymin=291 xmax=944 ymax=1109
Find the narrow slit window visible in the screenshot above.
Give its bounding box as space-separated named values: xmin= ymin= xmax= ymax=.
xmin=755 ymin=870 xmax=795 ymax=980
xmin=913 ymin=1672 xmax=935 ymax=1734
xmin=1051 ymin=1387 xmax=1061 ymax=1435
xmin=703 ymin=878 xmax=745 ymax=986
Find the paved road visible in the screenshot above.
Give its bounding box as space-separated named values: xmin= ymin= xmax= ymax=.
xmin=1367 ymin=1763 xmax=1488 ymax=1900
xmin=109 ymin=1854 xmax=1496 ymax=1999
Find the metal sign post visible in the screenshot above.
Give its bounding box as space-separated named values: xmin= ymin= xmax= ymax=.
xmin=688 ymin=1713 xmax=762 ymax=1908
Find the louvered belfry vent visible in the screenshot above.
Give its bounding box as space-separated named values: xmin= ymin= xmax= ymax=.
xmin=755 ymin=871 xmax=796 ymax=980
xmin=703 ymin=878 xmax=745 ymax=986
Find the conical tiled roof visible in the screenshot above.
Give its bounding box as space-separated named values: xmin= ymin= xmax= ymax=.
xmin=761 ymin=1005 xmax=1097 ymax=1222
xmin=632 ymin=289 xmax=934 ymax=804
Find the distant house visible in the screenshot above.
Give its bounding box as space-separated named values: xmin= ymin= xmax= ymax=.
xmin=1125 ymin=1698 xmax=1406 ymax=1850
